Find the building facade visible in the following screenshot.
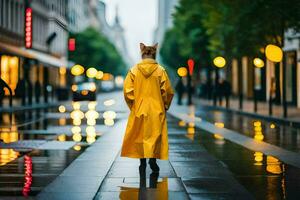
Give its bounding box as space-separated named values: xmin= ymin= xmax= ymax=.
xmin=153 ymin=0 xmax=178 ymax=47
xmin=68 ymin=0 xmax=132 ymax=67
xmin=228 ymin=29 xmax=300 ymax=109
xmin=0 ymin=0 xmax=70 ymax=106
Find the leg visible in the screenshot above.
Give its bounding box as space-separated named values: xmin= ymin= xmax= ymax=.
xmin=140 ymin=158 xmax=146 ymax=168
xmin=139 ymin=159 xmax=146 ymax=188
xmin=149 ymin=158 xmax=159 ymax=172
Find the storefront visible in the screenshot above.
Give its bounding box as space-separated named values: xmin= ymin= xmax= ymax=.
xmin=0 ymin=42 xmax=69 ymax=107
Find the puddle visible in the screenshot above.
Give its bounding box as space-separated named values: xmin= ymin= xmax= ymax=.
xmin=119 ymin=176 xmax=168 ymax=199
xmin=0 ymin=148 xmax=85 ymax=196
xmin=195 ymin=108 xmax=300 ymax=152
xmin=0 ymin=100 xmax=121 ymax=197
xmin=171 ymin=117 xmax=300 ymax=199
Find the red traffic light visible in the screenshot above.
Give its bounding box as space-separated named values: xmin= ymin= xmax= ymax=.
xmin=187 ymin=59 xmax=195 ymax=75
xmin=68 ymin=38 xmax=76 ymax=51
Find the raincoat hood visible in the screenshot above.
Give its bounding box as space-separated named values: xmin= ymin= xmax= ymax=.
xmin=137 ymin=58 xmax=158 ymax=78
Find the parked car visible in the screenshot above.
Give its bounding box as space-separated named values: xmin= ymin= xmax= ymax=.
xmin=72 ymin=82 xmax=96 ymax=101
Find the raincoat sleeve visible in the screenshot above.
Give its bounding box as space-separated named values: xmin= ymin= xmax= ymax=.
xmin=161 ymin=70 xmax=174 ymax=110
xmin=123 ymin=70 xmax=135 ymax=110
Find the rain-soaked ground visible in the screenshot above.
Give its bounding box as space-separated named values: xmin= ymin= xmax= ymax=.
xmin=0 ymin=97 xmax=121 ymax=198
xmin=168 ymin=115 xmax=300 ymax=200
xmin=1 ymin=92 xmax=300 ymax=199
xmin=195 ymin=106 xmax=300 ymax=153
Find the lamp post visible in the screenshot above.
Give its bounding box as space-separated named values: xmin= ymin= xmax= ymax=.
xmin=187 ymin=59 xmax=195 ymax=105
xmin=265 ymin=44 xmax=284 ymax=116
xmin=177 ymin=67 xmax=188 ymax=105
xmin=253 ymin=58 xmax=264 ymax=112
xmin=213 ymin=56 xmax=226 ymax=106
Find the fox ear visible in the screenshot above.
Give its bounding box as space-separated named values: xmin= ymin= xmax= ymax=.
xmin=140 ymin=43 xmax=146 ymax=51
xmin=153 ymin=43 xmax=158 ymax=49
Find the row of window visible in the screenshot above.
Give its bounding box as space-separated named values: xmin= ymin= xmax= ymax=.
xmin=0 ymin=0 xmax=68 ymax=56
xmin=0 ymin=0 xmax=25 ymax=35
xmin=32 ymin=0 xmax=68 ymax=19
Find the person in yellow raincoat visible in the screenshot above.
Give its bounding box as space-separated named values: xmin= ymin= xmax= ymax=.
xmin=121 ymin=43 xmax=174 ymax=172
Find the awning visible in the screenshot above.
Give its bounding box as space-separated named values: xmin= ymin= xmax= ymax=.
xmin=25 ymin=48 xmax=68 ymax=68
xmin=0 ymin=42 xmax=68 ymax=68
xmin=0 ymin=42 xmax=34 ymax=59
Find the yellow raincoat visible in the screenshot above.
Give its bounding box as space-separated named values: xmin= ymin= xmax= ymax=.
xmin=121 ymin=58 xmax=174 ymax=160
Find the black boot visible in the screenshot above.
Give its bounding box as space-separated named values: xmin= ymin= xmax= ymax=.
xmin=139 ymin=158 xmax=146 ymax=171
xmin=150 ymin=171 xmax=159 ymax=188
xmin=149 ymin=158 xmax=159 ymax=172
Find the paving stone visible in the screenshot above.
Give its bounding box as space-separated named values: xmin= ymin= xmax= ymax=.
xmin=36 ymin=192 xmax=95 ymax=200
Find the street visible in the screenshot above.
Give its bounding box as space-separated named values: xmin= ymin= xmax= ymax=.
xmin=1 ymin=0 xmax=300 ymax=199
xmin=0 ymin=91 xmax=300 ymax=199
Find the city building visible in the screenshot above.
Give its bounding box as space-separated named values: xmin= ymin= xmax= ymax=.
xmin=68 ymin=0 xmax=132 ymax=67
xmin=283 ymin=29 xmax=300 ymax=107
xmin=68 ymin=0 xmax=90 ymax=33
xmin=228 ymin=29 xmax=300 ymax=109
xmin=153 ymin=0 xmax=178 ymax=49
xmin=0 ymin=0 xmax=70 ymax=106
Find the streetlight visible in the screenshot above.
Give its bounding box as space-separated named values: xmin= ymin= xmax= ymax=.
xmin=95 ymin=70 xmax=104 ymax=80
xmin=253 ymin=58 xmax=265 ymax=112
xmin=265 ymin=44 xmax=284 ymax=116
xmin=177 ymin=67 xmax=188 ymax=77
xmin=213 ymin=56 xmax=226 ymax=106
xmin=86 ymin=67 xmax=97 ymax=78
xmin=71 ymin=64 xmax=84 ymax=76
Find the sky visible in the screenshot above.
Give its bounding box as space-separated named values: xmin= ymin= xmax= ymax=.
xmin=101 ymin=0 xmax=158 ymax=64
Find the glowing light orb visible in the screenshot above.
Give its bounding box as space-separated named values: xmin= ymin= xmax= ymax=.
xmin=265 ymin=44 xmax=283 ymax=62
xmin=96 ymin=71 xmax=104 ymax=79
xmin=72 ymin=102 xmax=81 ymax=110
xmin=71 ymin=126 xmax=81 ymax=134
xmin=73 ymin=145 xmax=81 ymax=151
xmin=177 ymin=67 xmax=188 ymax=77
xmin=253 ymin=58 xmax=264 ymax=68
xmin=86 ymin=136 xmax=96 ymax=144
xmin=214 ymin=122 xmax=224 ymax=128
xmin=213 ymin=56 xmax=226 ymax=68
xmin=72 ymin=133 xmax=82 ymax=142
xmin=86 ymin=67 xmax=97 ymax=78
xmin=88 ymin=101 xmax=97 ymax=110
xmin=103 ymin=111 xmax=116 ymax=119
xmin=104 ymin=99 xmax=116 ymax=106
xmin=58 ymin=134 xmax=66 ymax=142
xmin=104 ymin=118 xmax=115 ymax=126
xmin=58 ymin=105 xmax=66 ymax=113
xmin=71 ymin=64 xmax=84 ymax=76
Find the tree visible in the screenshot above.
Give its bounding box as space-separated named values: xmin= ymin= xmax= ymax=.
xmin=69 ymin=27 xmax=127 ymax=76
xmin=160 ymin=29 xmax=186 ymax=70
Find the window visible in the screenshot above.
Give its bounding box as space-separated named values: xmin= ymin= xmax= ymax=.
xmin=0 ymin=55 xmax=19 ymax=95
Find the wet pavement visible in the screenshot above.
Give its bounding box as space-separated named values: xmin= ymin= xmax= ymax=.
xmin=0 ymin=92 xmax=125 ymax=199
xmin=195 ymin=106 xmax=300 ymax=153
xmin=1 ymin=91 xmax=300 ymax=199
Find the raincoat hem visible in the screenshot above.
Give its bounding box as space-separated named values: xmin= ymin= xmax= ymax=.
xmin=120 ymin=153 xmax=168 ymax=160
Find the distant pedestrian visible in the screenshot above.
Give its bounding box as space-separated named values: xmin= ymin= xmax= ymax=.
xmin=175 ymin=78 xmax=185 ymax=105
xmin=0 ymin=78 xmax=11 ymax=106
xmin=221 ymin=79 xmax=231 ymax=108
xmin=121 ymin=43 xmax=174 ymax=173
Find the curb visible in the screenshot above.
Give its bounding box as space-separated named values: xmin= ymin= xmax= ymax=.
xmin=198 ymin=104 xmax=300 ymax=128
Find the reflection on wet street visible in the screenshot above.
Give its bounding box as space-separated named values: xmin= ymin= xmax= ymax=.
xmin=119 ymin=172 xmax=168 ymax=199
xmin=172 ymin=114 xmax=300 ymax=200
xmin=0 ymin=93 xmax=122 ymax=198
xmin=1 ymin=92 xmax=300 ymax=199
xmin=196 ymin=107 xmax=300 ymax=152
